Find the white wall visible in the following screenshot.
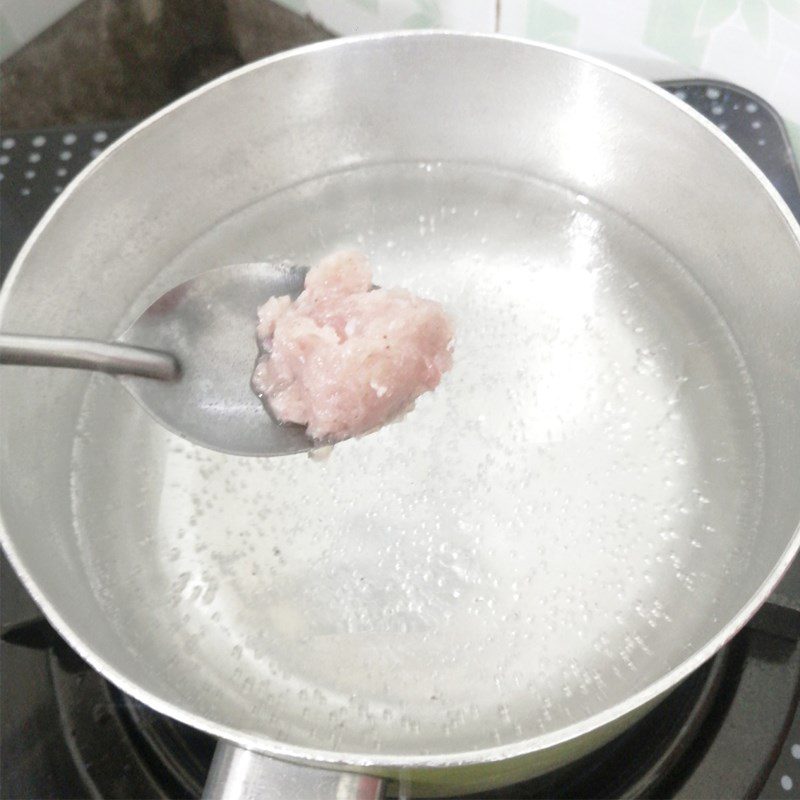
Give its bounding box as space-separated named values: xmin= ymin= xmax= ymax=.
xmin=0 ymin=0 xmax=83 ymax=61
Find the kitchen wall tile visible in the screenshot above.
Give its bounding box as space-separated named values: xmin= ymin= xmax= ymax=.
xmin=0 ymin=10 xmax=22 ymax=62
xmin=279 ymin=0 xmax=496 ymax=34
xmin=436 ymin=0 xmax=496 ymax=32
xmin=497 ymin=0 xmax=579 ymax=43
xmin=703 ymin=18 xmax=785 ymax=88
xmin=0 ymin=0 xmax=82 ymax=59
xmin=498 ymin=0 xmax=800 ymax=153
xmin=274 ymin=0 xmax=309 ymax=12
xmin=769 ymin=49 xmax=800 ymax=120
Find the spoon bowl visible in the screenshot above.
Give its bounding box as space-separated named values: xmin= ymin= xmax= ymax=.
xmin=0 ymin=262 xmax=315 ymax=457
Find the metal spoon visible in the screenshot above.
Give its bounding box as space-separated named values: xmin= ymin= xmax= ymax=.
xmin=0 ymin=262 xmax=315 ymax=457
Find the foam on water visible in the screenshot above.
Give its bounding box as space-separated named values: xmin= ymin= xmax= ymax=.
xmin=71 ymin=162 xmax=763 ymax=755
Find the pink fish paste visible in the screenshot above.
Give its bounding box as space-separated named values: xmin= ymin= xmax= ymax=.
xmin=252 ymin=250 xmax=454 ymax=442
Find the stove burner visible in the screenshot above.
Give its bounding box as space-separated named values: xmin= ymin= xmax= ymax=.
xmin=46 ymin=645 xmax=213 ymax=799
xmin=477 ymin=650 xmax=730 ymax=800
xmin=45 ymin=637 xmax=729 ymax=800
xmin=116 ymin=687 xmax=215 ymax=797
xmin=1 ymin=619 xmax=792 ymax=799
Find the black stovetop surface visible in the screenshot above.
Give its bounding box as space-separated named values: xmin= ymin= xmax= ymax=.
xmin=2 ymin=81 xmax=800 ymax=800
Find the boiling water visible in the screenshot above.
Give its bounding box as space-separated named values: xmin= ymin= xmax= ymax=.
xmin=71 ymin=163 xmax=763 ymax=755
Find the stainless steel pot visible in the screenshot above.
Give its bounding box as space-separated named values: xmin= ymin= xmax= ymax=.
xmin=1 ymin=32 xmax=799 ymax=798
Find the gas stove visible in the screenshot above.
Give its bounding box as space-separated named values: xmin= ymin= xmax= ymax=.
xmin=2 ymin=81 xmax=800 ymax=799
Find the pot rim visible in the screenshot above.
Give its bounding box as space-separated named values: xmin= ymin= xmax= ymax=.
xmin=2 ymin=29 xmax=799 ymax=771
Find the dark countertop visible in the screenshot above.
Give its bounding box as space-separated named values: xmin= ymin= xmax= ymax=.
xmin=1 ymin=0 xmax=332 ymax=130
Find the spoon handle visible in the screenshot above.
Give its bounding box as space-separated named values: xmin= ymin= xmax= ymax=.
xmin=0 ymin=334 xmax=179 ymax=380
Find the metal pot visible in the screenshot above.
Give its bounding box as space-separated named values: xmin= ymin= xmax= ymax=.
xmin=1 ymin=32 xmax=799 ymax=798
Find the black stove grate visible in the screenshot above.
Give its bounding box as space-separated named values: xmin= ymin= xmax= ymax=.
xmin=1 ymin=619 xmax=795 ymax=799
